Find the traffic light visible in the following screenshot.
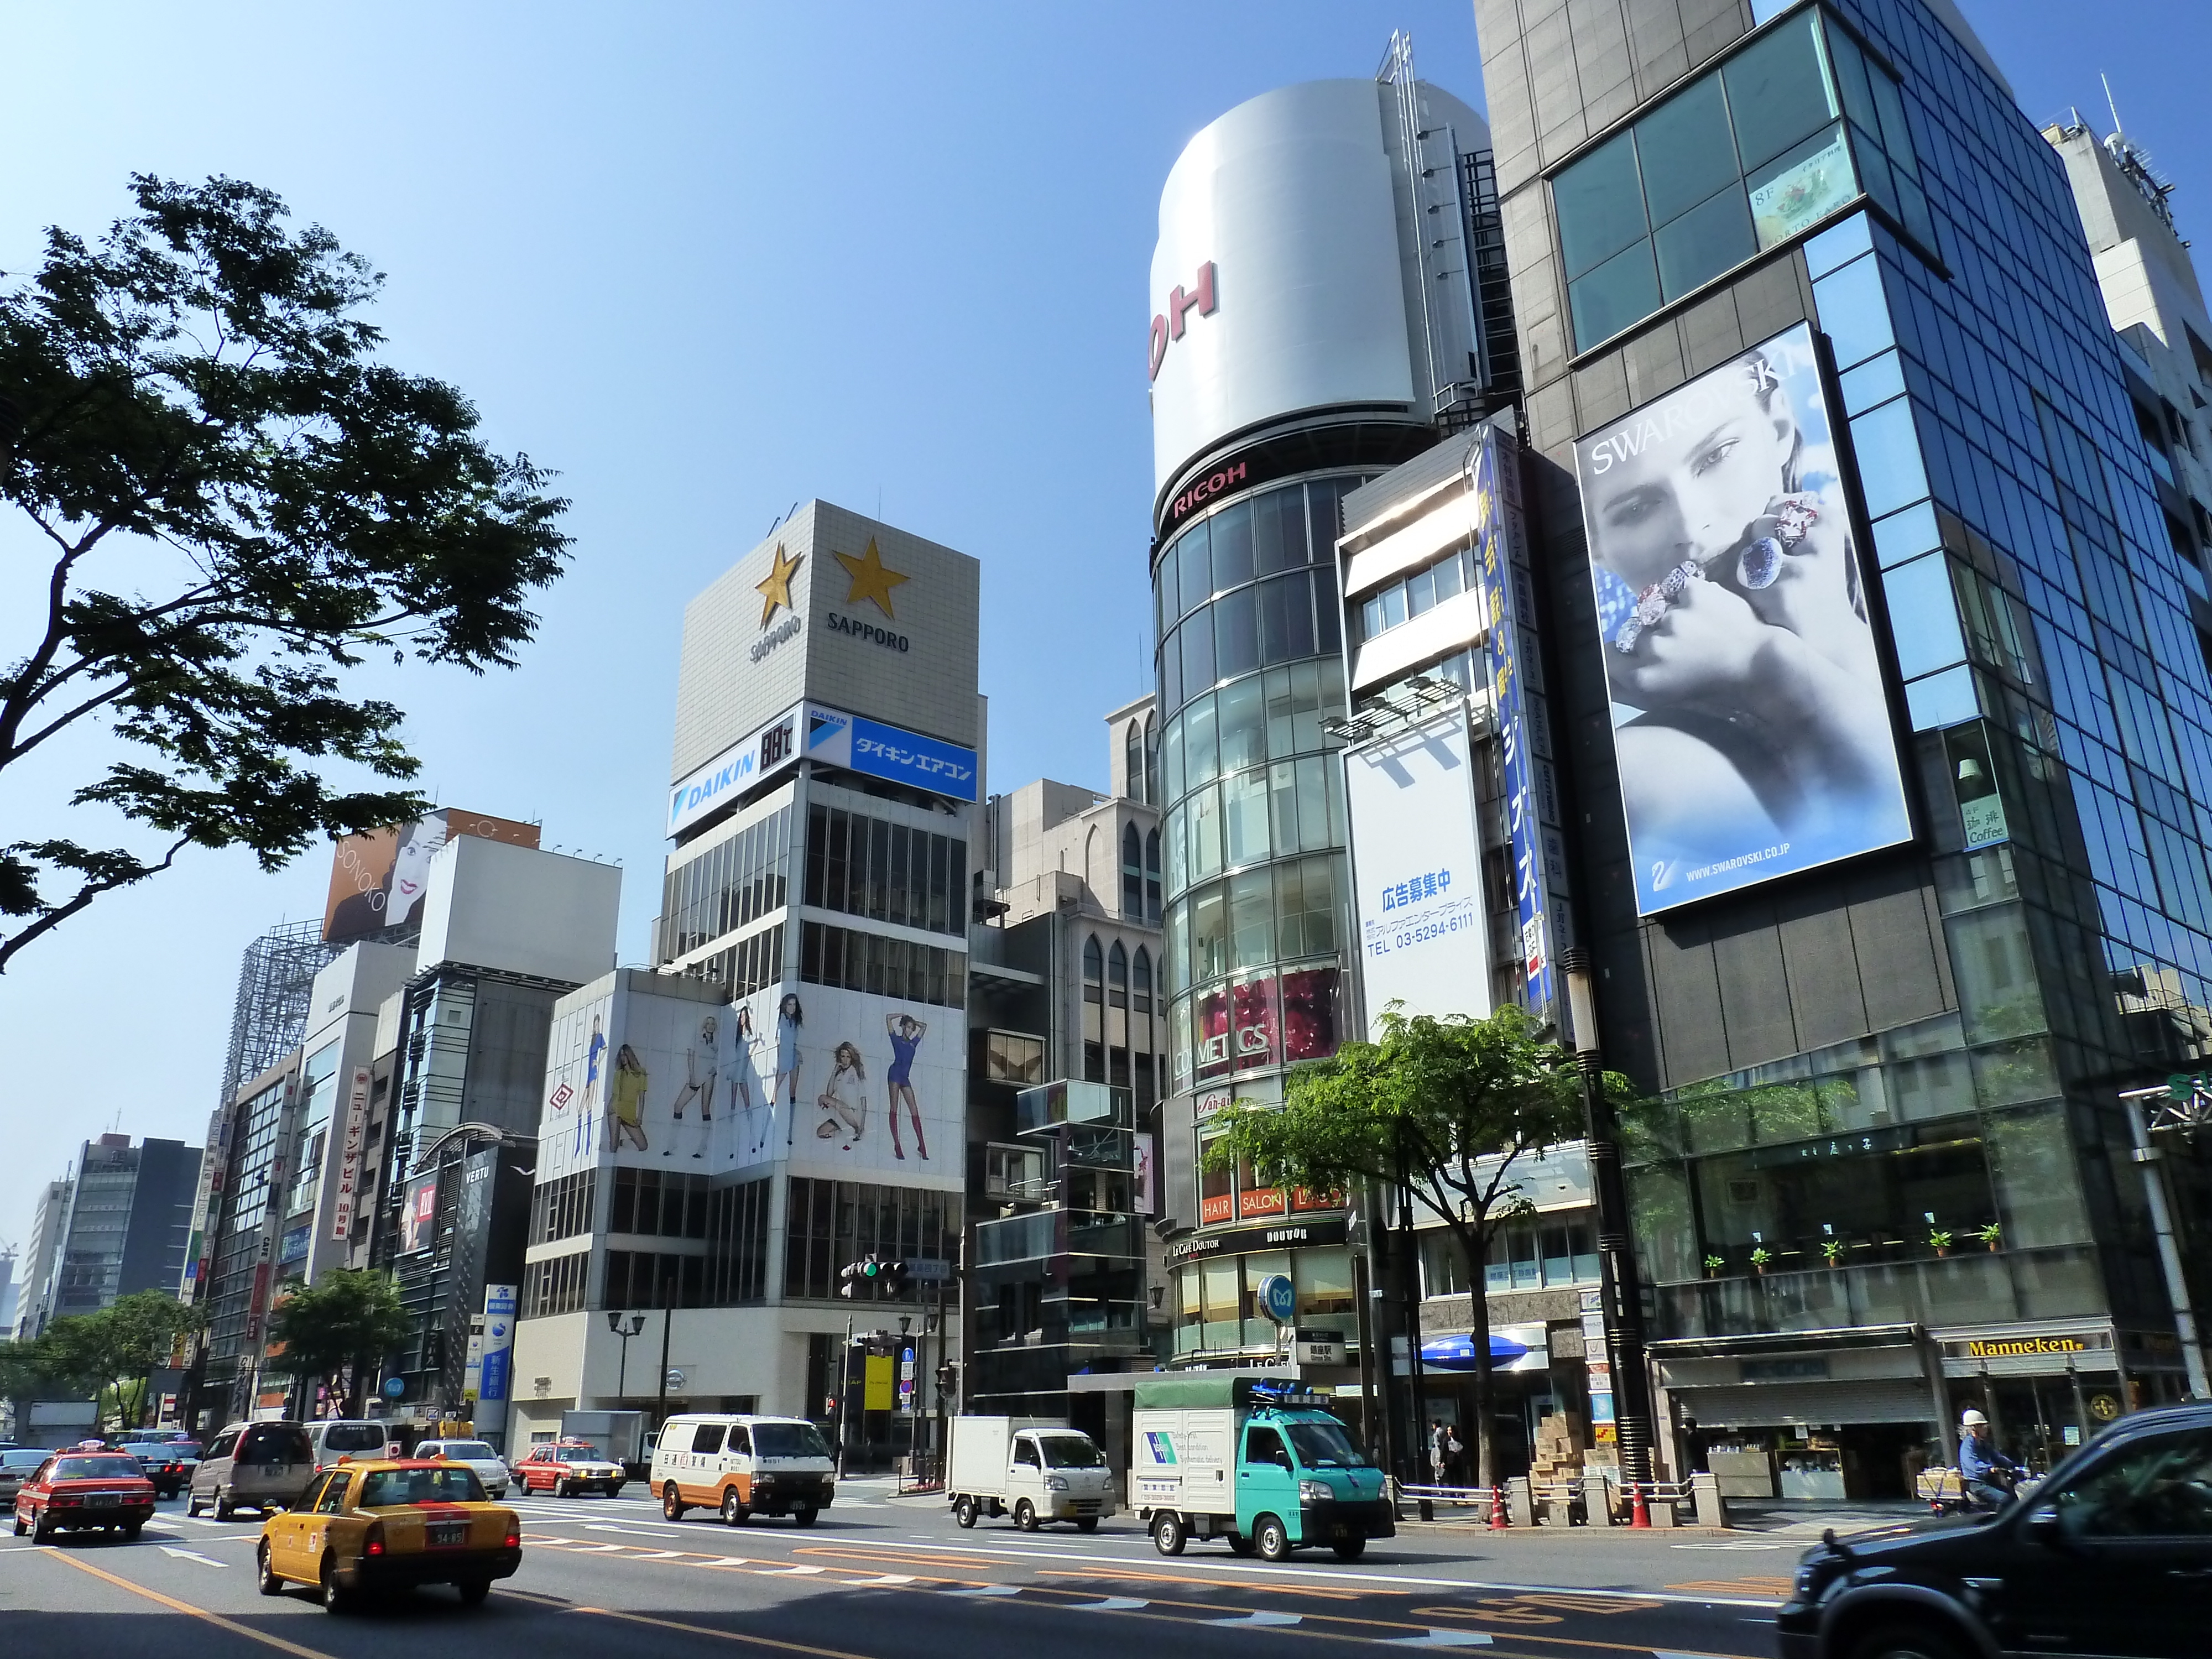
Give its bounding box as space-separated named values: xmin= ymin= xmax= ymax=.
xmin=880 ymin=1259 xmax=910 ymax=1296
xmin=838 ymin=1254 xmax=883 ymax=1298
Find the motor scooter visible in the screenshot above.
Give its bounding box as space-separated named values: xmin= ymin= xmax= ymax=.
xmin=1916 ymin=1463 xmax=2034 ymax=1516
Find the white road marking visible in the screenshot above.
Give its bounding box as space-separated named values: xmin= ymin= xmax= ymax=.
xmin=948 ymin=1583 xmax=1023 ymax=1597
xmin=158 ymin=1546 xmax=228 ymax=1568
xmin=1668 ymin=1543 xmax=1787 ymax=1551
xmin=1214 ymin=1609 xmax=1301 ymax=1627
xmin=1071 ymin=1597 xmax=1149 ymax=1611
xmin=1384 ymin=1635 xmax=1493 ymax=1648
xmin=584 ymin=1521 xmax=687 ymax=1536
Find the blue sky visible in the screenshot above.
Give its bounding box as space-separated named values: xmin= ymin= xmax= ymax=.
xmin=2 ymin=1 xmax=2205 ymax=1268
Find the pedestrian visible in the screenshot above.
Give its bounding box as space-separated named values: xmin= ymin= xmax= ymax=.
xmin=1446 ymin=1423 xmax=1465 ymax=1486
xmin=1429 ymin=1419 xmax=1448 ymax=1488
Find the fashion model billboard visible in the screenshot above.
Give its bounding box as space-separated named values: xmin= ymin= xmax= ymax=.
xmin=1574 ymin=321 xmax=1909 ymax=914
xmin=1345 ymin=710 xmax=1490 ymax=1034
xmin=535 ymin=975 xmax=962 ymax=1191
xmin=322 ymin=807 xmax=539 ymax=943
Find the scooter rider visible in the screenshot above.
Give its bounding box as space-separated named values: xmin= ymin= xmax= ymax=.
xmin=1957 ymin=1409 xmax=2022 ymax=1509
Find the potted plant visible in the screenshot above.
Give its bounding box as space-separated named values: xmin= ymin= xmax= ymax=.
xmin=1976 ymin=1221 xmax=2002 ymax=1252
xmin=1704 ymin=1253 xmax=1726 ymax=1278
xmin=1821 ymin=1238 xmax=1844 ymax=1267
xmin=1928 ymin=1227 xmax=1954 ymax=1257
xmin=1750 ymin=1245 xmax=1772 ymax=1275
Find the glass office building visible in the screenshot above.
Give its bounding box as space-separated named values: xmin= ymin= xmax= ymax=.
xmin=1478 ymin=0 xmax=2211 ymax=1494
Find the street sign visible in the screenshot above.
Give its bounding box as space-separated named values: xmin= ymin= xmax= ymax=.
xmin=382 ymin=1376 xmax=405 ymax=1400
xmin=906 ymin=1258 xmax=953 ymax=1283
xmin=1255 ymin=1273 xmax=1295 ymax=1323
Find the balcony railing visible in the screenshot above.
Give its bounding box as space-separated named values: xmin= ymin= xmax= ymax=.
xmin=1654 ymin=1244 xmax=2105 ymax=1339
xmin=971 ymin=1210 xmax=1145 ymax=1267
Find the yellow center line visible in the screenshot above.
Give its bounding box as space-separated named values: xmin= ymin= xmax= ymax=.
xmin=45 ymin=1551 xmax=337 ymax=1659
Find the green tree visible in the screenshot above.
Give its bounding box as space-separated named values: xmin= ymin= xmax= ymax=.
xmin=1203 ymin=1005 xmax=1620 ymax=1489
xmin=0 ymin=173 xmax=569 ymax=972
xmin=265 ymin=1269 xmax=410 ymax=1416
xmin=40 ymin=1290 xmax=204 ymax=1431
xmin=0 ymin=1334 xmax=72 ymax=1432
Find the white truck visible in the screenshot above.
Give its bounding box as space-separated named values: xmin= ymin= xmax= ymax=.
xmin=946 ymin=1416 xmax=1115 ymax=1532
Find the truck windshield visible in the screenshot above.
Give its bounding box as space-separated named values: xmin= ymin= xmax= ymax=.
xmin=752 ymin=1423 xmax=832 ymax=1459
xmin=1284 ymin=1421 xmax=1369 ymax=1470
xmin=1039 ymin=1436 xmax=1105 ymax=1469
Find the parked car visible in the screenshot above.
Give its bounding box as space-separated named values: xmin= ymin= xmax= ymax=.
xmin=189 ymin=1422 xmax=316 ymax=1519
xmin=416 ymin=1439 xmax=512 ymax=1500
xmin=513 ymin=1440 xmax=627 ymax=1498
xmin=117 ymin=1441 xmax=200 ymax=1498
xmin=0 ymin=1448 xmax=54 ymax=1510
xmin=12 ymin=1450 xmax=158 ymax=1542
xmin=307 ymin=1420 xmax=393 ymax=1472
xmin=1779 ymin=1399 xmax=2212 ymax=1659
xmin=257 ymin=1458 xmax=521 ymax=1612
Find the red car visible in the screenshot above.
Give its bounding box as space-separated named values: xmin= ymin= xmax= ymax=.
xmin=513 ymin=1441 xmax=627 ymax=1496
xmin=12 ymin=1450 xmax=158 ymax=1542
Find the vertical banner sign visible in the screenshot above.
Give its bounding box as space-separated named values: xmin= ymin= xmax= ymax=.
xmin=479 ymin=1284 xmax=517 ymax=1405
xmin=1475 ymin=428 xmax=1567 ymax=1021
xmin=330 ymin=1067 xmax=372 ymax=1240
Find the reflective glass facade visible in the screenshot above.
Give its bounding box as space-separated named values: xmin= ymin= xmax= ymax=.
xmin=1154 ymin=476 xmax=1369 ymax=1097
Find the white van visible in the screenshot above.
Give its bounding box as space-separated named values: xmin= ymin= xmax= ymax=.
xmin=649 ymin=1414 xmax=836 ymax=1527
xmin=947 ymin=1417 xmax=1115 ymax=1531
xmin=307 ymin=1419 xmax=393 ymax=1472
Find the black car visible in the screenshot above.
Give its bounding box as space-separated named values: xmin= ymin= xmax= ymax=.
xmin=1778 ymin=1400 xmax=2212 ymax=1659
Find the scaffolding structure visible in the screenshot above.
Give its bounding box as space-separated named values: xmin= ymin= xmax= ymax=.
xmin=218 ymin=918 xmax=342 ymax=1105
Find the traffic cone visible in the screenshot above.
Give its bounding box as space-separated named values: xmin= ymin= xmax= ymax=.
xmin=1630 ymin=1481 xmax=1651 ymax=1529
xmin=1490 ymin=1484 xmax=1509 ymax=1531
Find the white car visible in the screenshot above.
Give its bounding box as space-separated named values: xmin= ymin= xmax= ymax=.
xmin=415 ymin=1437 xmax=512 ymax=1499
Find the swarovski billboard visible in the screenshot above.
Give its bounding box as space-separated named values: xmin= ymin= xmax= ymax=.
xmin=1149 ymin=80 xmax=1416 ymax=493
xmin=1573 ymin=321 xmax=1910 ymax=914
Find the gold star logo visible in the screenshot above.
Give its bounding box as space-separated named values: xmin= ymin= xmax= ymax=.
xmin=833 ymin=537 xmax=909 ymax=620
xmin=755 ymin=543 xmax=802 ymax=628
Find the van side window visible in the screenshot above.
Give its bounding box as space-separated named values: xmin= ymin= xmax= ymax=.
xmin=1013 ymin=1437 xmax=1041 ymax=1468
xmin=208 ymin=1432 xmax=239 ymax=1460
xmin=692 ymin=1425 xmax=726 ymax=1455
xmin=660 ymin=1424 xmax=696 ymax=1456
xmin=726 ymin=1426 xmax=751 ymax=1456
xmin=1244 ymin=1427 xmax=1290 ymax=1469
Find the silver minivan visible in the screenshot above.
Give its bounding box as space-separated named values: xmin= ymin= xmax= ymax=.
xmin=187 ymin=1421 xmax=315 ymax=1518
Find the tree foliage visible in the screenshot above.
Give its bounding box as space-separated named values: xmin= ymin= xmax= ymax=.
xmin=1203 ymin=1004 xmax=1629 ymax=1487
xmin=0 ymin=173 xmax=569 ymax=970
xmin=30 ymin=1290 xmax=205 ymax=1431
xmin=265 ymin=1269 xmax=410 ymax=1416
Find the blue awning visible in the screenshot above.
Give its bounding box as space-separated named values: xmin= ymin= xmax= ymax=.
xmin=1419 ymin=1332 xmax=1531 ymax=1372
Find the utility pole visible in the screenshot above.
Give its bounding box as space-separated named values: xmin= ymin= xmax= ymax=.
xmin=654 ymin=1264 xmax=676 ymax=1432
xmin=2120 ymin=1079 xmax=2212 ymax=1399
xmin=1561 ymin=948 xmax=1657 ymax=1486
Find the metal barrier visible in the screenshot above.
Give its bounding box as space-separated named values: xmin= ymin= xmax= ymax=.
xmin=1396 ymin=1481 xmax=1505 ymax=1524
xmin=1395 ymin=1472 xmax=1727 ymax=1530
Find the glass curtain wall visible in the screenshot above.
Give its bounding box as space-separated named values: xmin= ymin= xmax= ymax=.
xmin=1155 ymin=476 xmax=1370 ymax=1100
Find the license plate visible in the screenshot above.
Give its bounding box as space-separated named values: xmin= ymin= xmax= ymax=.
xmin=86 ymin=1494 xmax=119 ymax=1507
xmin=427 ymin=1521 xmax=467 ymax=1548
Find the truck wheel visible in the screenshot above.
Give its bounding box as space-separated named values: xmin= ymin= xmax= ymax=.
xmin=1151 ymin=1511 xmax=1186 ymax=1556
xmin=721 ymin=1489 xmax=748 ymax=1527
xmin=662 ymin=1483 xmax=687 ymax=1521
xmin=1227 ymin=1533 xmax=1256 ymax=1557
xmin=1014 ymin=1499 xmax=1039 ymax=1532
xmin=792 ymin=1507 xmax=820 ymax=1528
xmin=953 ymin=1496 xmax=978 ymax=1529
xmin=1074 ymin=1517 xmax=1098 ymax=1533
xmin=1332 ymin=1538 xmax=1366 ymax=1562
xmin=1254 ymin=1514 xmax=1291 ymax=1563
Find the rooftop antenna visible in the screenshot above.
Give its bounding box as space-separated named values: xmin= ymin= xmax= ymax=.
xmin=2102 ymin=72 xmax=2124 ymax=141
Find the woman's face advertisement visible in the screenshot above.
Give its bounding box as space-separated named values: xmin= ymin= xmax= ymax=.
xmin=1575 ymin=321 xmax=1910 ymax=914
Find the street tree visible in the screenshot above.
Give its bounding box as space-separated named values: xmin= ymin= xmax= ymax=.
xmin=0 ymin=173 xmax=570 ymax=972
xmin=40 ymin=1290 xmax=204 ymax=1431
xmin=1202 ymin=1004 xmax=1624 ymax=1489
xmin=265 ymin=1269 xmax=410 ymax=1416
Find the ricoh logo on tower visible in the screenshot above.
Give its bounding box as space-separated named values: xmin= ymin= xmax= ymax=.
xmin=1147 ymin=260 xmax=1217 ymax=383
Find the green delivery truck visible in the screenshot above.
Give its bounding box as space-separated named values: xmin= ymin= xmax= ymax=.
xmin=1130 ymin=1375 xmax=1394 ymax=1562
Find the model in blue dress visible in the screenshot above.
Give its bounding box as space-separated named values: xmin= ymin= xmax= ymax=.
xmin=885 ymin=1013 xmax=928 ymax=1161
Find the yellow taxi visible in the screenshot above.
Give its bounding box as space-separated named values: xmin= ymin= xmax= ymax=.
xmin=255 ymin=1457 xmax=521 ymax=1612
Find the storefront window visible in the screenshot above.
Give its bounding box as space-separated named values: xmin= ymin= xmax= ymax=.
xmin=1296 ymin=1249 xmax=1355 ymax=1317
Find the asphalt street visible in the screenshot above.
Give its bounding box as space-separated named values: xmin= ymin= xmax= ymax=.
xmin=1 ymin=1480 xmax=1793 ymax=1659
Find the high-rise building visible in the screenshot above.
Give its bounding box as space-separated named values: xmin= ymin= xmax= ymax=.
xmin=1468 ymin=0 xmax=2212 ymax=1491
xmin=1146 ymin=58 xmax=1518 ymax=1381
xmin=11 ymin=1181 xmax=70 ymax=1342
xmin=19 ymin=1136 xmax=202 ymax=1335
xmin=510 ymin=500 xmax=981 ymax=1454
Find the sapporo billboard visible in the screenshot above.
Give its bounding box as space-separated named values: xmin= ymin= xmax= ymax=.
xmin=536 ymin=975 xmax=962 ymax=1192
xmin=1573 ymin=320 xmax=1910 ymax=914
xmin=322 ymin=807 xmax=540 ymax=943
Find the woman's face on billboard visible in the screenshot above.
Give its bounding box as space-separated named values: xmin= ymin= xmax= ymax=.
xmin=1588 ymin=367 xmax=1793 ymax=590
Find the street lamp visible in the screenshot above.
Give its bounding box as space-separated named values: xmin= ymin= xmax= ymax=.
xmin=605 ymin=1310 xmax=646 ymax=1400
xmin=1559 ymin=947 xmax=1658 ymax=1488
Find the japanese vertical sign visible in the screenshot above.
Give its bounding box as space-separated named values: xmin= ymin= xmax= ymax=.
xmin=1474 ymin=426 xmax=1567 ymax=1023
xmin=330 ymin=1066 xmax=372 ymax=1240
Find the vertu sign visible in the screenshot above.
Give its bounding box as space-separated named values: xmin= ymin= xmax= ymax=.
xmin=1148 ymin=260 xmax=1218 ymax=382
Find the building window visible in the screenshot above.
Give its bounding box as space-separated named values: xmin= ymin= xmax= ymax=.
xmin=798 ymin=921 xmax=966 ymax=1008
xmin=703 ymin=1175 xmax=771 ymax=1305
xmin=1358 ymin=542 xmax=1475 ymax=643
xmin=602 ymin=1249 xmax=703 ymax=1311
xmin=608 ymin=1167 xmax=709 ymax=1239
xmin=1125 ymin=719 xmax=1146 ymax=804
xmin=983 ymin=1029 xmax=1046 ymax=1084
xmin=1144 ymin=828 xmax=1162 ymax=921
xmin=782 ymin=1177 xmax=952 ymax=1301
xmin=1144 ymin=712 xmax=1161 ymax=807
xmin=1082 ymin=935 xmax=1105 ymax=1083
xmin=802 ymin=804 xmax=964 ymax=938
xmin=659 ymin=804 xmax=792 ymax=962
xmin=529 ymin=1170 xmax=598 ymax=1245
xmin=1122 ymin=822 xmax=1144 ymax=917
xmin=1553 ymin=7 xmax=1931 ymax=353
xmin=521 ymin=1248 xmax=588 ymax=1319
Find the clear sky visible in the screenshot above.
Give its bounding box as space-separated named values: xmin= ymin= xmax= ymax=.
xmin=2 ymin=1 xmax=2205 ymax=1275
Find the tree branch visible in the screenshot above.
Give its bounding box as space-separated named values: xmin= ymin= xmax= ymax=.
xmin=0 ymin=834 xmax=189 ymax=975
